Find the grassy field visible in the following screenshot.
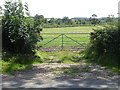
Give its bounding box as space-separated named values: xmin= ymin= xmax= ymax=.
xmin=42 ymin=26 xmax=94 ymax=33
xmin=38 ymin=26 xmax=96 ymax=49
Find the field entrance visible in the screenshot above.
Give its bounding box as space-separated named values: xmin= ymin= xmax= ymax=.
xmin=39 ymin=33 xmax=90 ymax=51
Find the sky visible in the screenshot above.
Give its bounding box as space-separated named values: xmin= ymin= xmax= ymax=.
xmin=0 ymin=0 xmax=120 ymax=18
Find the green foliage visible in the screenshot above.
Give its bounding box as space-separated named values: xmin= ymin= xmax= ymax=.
xmin=2 ymin=1 xmax=42 ymax=54
xmin=1 ymin=60 xmax=32 ymax=74
xmin=34 ymin=14 xmax=47 ymax=27
xmin=1 ymin=52 xmax=43 ymax=74
xmin=2 ymin=50 xmax=42 ymax=63
xmin=83 ymin=21 xmax=120 ymax=74
xmin=106 ymin=15 xmax=115 ymax=23
xmin=90 ymin=14 xmax=100 ymax=26
xmin=37 ymin=16 xmax=94 ymax=28
xmin=90 ymin=23 xmax=119 ymax=56
xmin=30 ymin=14 xmax=117 ymax=28
xmin=0 ymin=6 xmax=2 ymax=17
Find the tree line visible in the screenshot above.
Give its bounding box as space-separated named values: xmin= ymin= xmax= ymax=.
xmin=31 ymin=14 xmax=117 ymax=28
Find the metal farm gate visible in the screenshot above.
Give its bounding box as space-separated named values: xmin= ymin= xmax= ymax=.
xmin=39 ymin=33 xmax=90 ymax=51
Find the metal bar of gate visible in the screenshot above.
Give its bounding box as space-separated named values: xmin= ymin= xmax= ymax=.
xmin=40 ymin=33 xmax=90 ymax=51
xmin=41 ymin=33 xmax=90 ymax=34
xmin=64 ymin=34 xmax=84 ymax=47
xmin=62 ymin=34 xmax=64 ymax=50
xmin=43 ymin=34 xmax=62 ymax=46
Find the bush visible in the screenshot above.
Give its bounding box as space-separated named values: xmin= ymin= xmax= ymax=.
xmin=2 ymin=1 xmax=42 ymax=54
xmin=85 ymin=22 xmax=120 ymax=64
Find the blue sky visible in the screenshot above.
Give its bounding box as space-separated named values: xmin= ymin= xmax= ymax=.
xmin=1 ymin=0 xmax=119 ymax=18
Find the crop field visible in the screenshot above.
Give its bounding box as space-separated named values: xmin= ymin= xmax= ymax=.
xmin=38 ymin=26 xmax=97 ymax=50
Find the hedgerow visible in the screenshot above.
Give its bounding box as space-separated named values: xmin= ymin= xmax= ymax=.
xmin=85 ymin=22 xmax=120 ymax=64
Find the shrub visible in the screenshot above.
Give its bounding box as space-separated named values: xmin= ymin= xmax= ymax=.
xmin=2 ymin=1 xmax=42 ymax=54
xmin=85 ymin=22 xmax=120 ymax=64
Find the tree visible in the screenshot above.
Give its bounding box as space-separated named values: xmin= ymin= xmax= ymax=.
xmin=2 ymin=1 xmax=42 ymax=54
xmin=92 ymin=14 xmax=97 ymax=18
xmin=49 ymin=18 xmax=56 ymax=24
xmin=62 ymin=17 xmax=69 ymax=25
xmin=0 ymin=6 xmax=2 ymax=26
xmin=0 ymin=6 xmax=2 ymax=56
xmin=56 ymin=18 xmax=62 ymax=25
xmin=106 ymin=14 xmax=114 ymax=23
xmin=34 ymin=15 xmax=46 ymax=24
xmin=0 ymin=6 xmax=1 ymax=15
xmin=91 ymin=14 xmax=98 ymax=26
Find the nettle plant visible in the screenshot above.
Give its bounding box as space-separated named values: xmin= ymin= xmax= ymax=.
xmin=2 ymin=1 xmax=42 ymax=54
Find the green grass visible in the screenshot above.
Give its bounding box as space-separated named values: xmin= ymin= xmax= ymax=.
xmin=1 ymin=60 xmax=38 ymax=74
xmin=84 ymin=59 xmax=120 ymax=75
xmin=35 ymin=50 xmax=82 ymax=64
xmin=1 ymin=61 xmax=36 ymax=74
xmin=42 ymin=26 xmax=94 ymax=33
xmin=1 ymin=60 xmax=25 ymax=74
xmin=1 ymin=52 xmax=43 ymax=74
xmin=1 ymin=50 xmax=83 ymax=74
xmin=1 ymin=50 xmax=82 ymax=74
xmin=38 ymin=26 xmax=97 ymax=48
xmin=82 ymin=48 xmax=120 ymax=74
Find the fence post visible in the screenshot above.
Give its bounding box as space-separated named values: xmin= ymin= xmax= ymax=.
xmin=61 ymin=34 xmax=64 ymax=50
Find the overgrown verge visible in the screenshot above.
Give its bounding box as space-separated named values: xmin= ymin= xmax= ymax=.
xmin=83 ymin=22 xmax=120 ymax=74
xmin=1 ymin=50 xmax=82 ymax=74
xmin=1 ymin=52 xmax=43 ymax=74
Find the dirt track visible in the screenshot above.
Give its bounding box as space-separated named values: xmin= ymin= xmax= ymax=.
xmin=2 ymin=62 xmax=120 ymax=88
